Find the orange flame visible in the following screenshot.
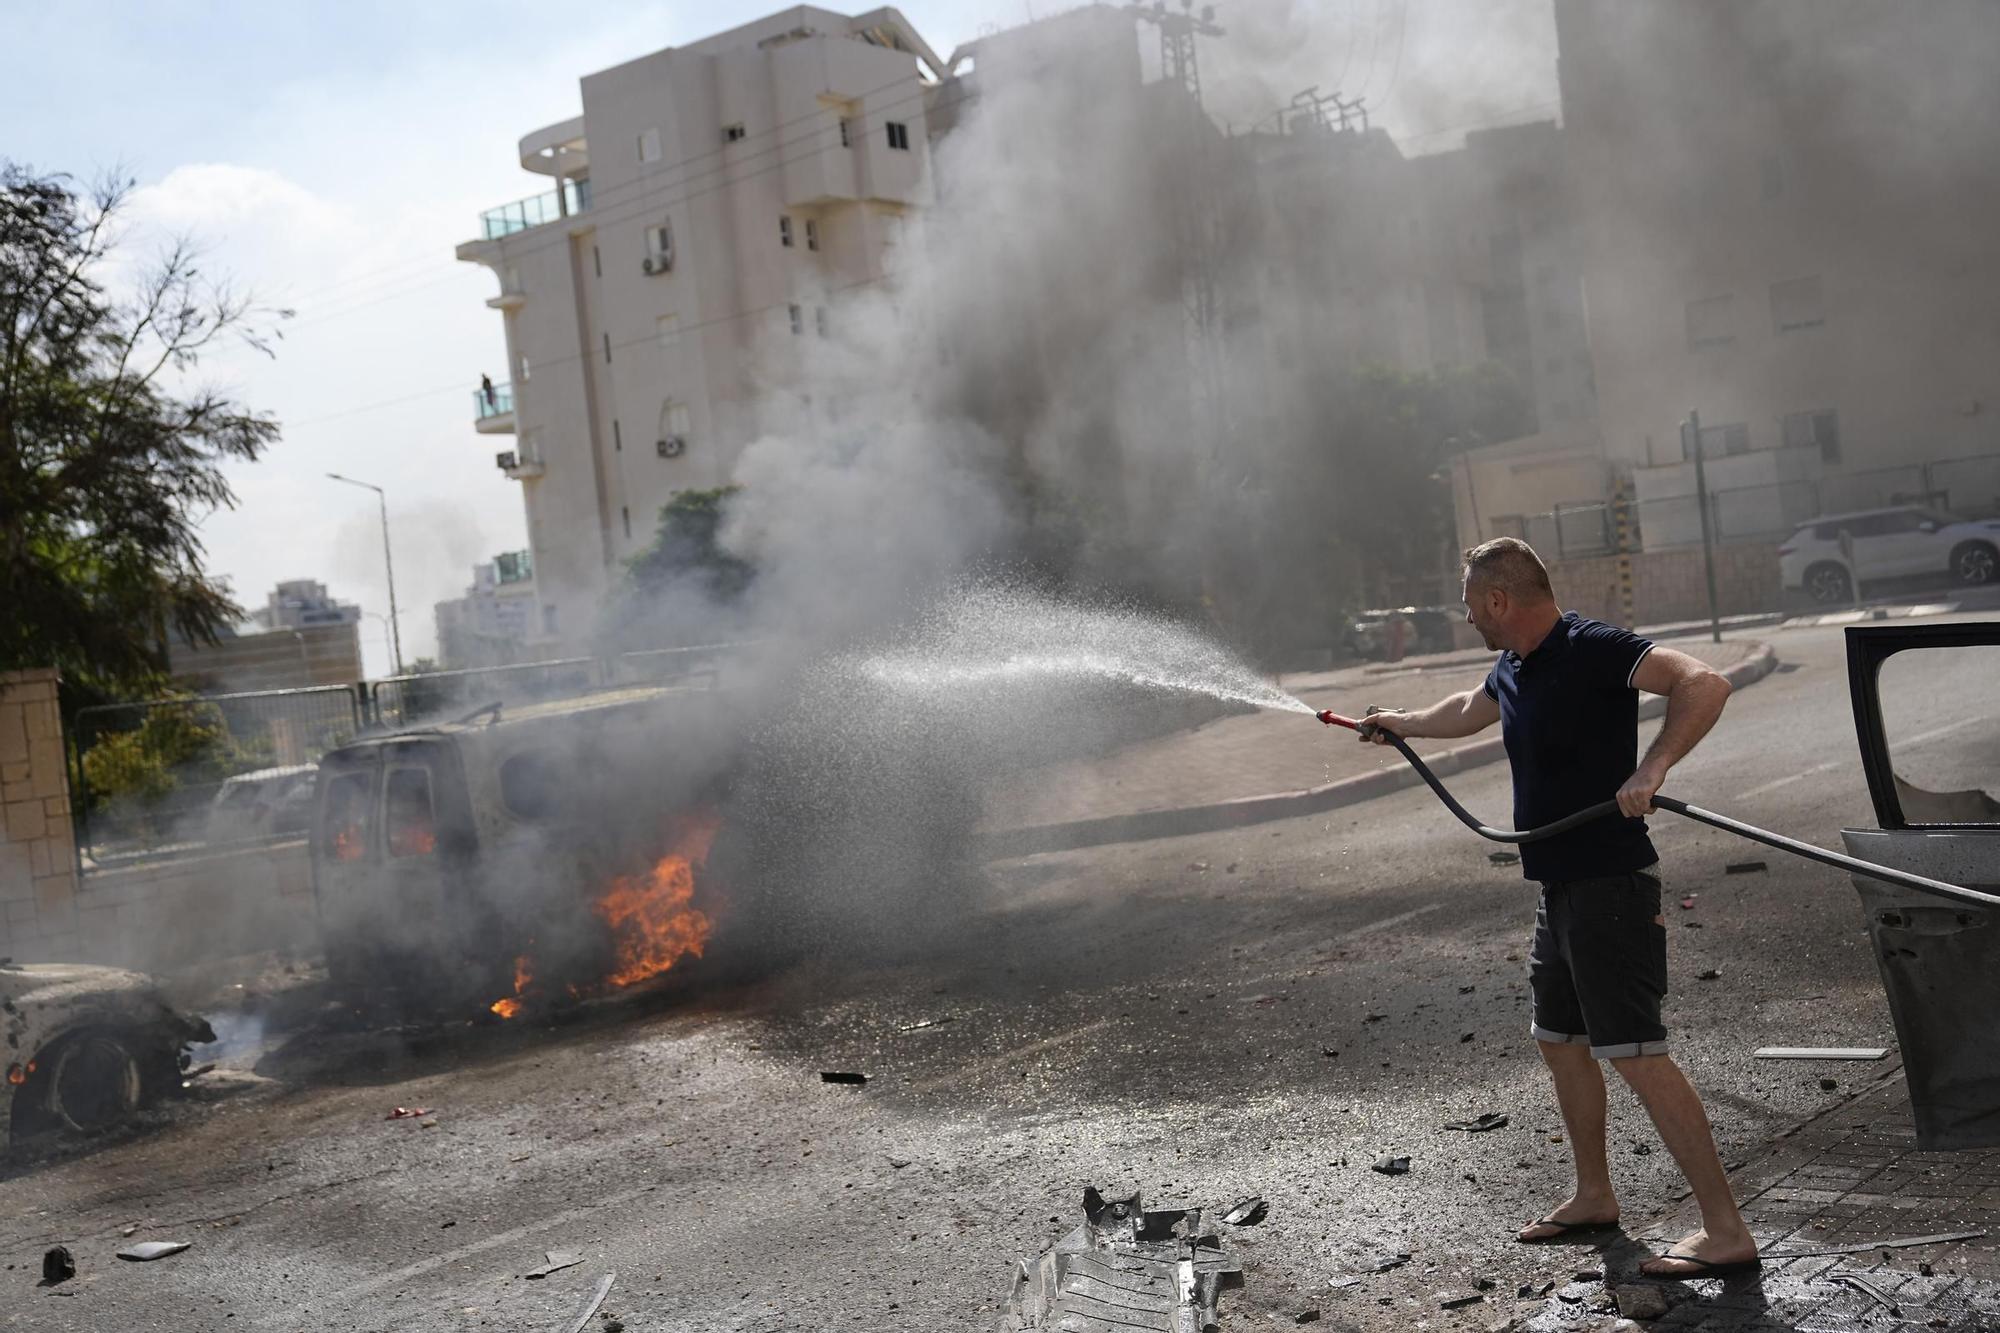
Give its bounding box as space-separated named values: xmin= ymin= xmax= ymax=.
xmin=593 ymin=814 xmax=719 ymax=988
xmin=489 ymin=954 xmax=534 ymax=1019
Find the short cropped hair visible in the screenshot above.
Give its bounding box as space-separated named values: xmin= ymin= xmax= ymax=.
xmin=1463 ymin=536 xmax=1554 ymax=602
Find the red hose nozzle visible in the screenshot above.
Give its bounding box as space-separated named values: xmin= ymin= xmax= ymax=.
xmin=1317 ymin=710 xmax=1359 ymax=730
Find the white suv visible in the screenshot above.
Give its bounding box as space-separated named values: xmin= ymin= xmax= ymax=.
xmin=1778 ymin=505 xmax=2000 ymax=604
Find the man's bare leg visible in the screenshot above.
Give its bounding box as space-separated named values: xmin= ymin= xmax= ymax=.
xmin=1519 ymin=1038 xmax=1619 ymax=1241
xmin=1611 ymin=1053 xmax=1757 ymax=1272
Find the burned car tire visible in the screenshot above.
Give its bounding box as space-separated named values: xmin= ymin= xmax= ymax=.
xmin=1951 ymin=541 xmax=1997 ymax=587
xmin=11 ymin=1028 xmax=146 ymax=1138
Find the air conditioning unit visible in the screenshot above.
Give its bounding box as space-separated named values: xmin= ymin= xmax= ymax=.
xmin=495 ymin=451 xmax=518 ymax=470
xmin=643 ymin=252 xmax=671 ymax=275
xmin=642 ymin=255 xmax=657 ymax=274
xmin=657 ymin=435 xmax=686 ymax=459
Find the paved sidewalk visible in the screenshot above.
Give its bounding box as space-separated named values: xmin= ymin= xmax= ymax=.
xmin=1521 ymin=1066 xmax=2000 ymax=1330
xmin=980 ymin=639 xmax=1763 ymax=848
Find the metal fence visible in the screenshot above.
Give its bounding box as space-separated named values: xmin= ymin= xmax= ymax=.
xmin=368 ymin=642 xmax=741 ymax=729
xmin=1504 ymin=451 xmax=2000 ymax=559
xmin=72 ymin=686 xmax=365 ymax=864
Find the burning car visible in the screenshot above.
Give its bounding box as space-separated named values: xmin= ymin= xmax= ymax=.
xmin=2 ymin=961 xmax=215 ymax=1153
xmin=308 ymin=684 xmax=744 ymax=1018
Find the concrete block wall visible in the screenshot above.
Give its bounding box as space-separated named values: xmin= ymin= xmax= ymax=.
xmin=1549 ymin=542 xmax=1782 ymax=627
xmin=0 ymin=668 xmax=82 ymax=960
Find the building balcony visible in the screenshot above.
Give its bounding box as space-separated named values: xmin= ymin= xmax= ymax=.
xmin=473 ymin=381 xmax=515 ymax=434
xmin=477 ymin=178 xmax=592 ymax=241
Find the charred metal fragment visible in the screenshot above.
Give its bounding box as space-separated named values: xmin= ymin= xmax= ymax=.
xmin=999 ymin=1188 xmax=1243 ymax=1332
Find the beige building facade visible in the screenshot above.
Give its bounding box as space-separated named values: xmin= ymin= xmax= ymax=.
xmin=458 ymin=7 xmax=945 ymax=652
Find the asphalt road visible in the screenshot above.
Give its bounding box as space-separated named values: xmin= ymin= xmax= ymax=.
xmin=4 ymin=615 xmax=1994 ymax=1333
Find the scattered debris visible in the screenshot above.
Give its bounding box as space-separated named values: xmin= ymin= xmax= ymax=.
xmin=1488 ymin=851 xmax=1520 ymax=866
xmin=1460 ymin=1031 xmax=1476 ymax=1043
xmin=1820 ymin=1077 xmax=1839 ymax=1091
xmin=121 ymin=1225 xmax=139 ymax=1237
xmin=1683 ymin=922 xmax=1703 ymax=929
xmin=1368 ymin=1253 xmax=1412 ymax=1273
xmin=1362 ymin=1012 xmax=1387 ymax=1023
xmin=897 ymin=1018 xmax=952 ymax=1033
xmin=1371 ymin=1155 xmax=1410 ymax=1176
xmin=1679 ymin=896 xmax=1698 ymax=910
xmin=40 ymin=1247 xmax=74 ymax=1286
xmin=557 ymin=1274 xmax=615 ymax=1333
xmin=1518 ymin=1280 xmax=1555 ymax=1299
xmin=1753 ymin=1047 xmax=1889 ymax=1061
xmin=1225 ymin=863 xmax=1239 ymax=874
xmin=1295 ymin=1309 xmax=1320 ymax=1323
xmin=1696 ymin=969 xmax=1722 ymax=981
xmin=1327 ymin=1277 xmax=1362 ymax=1291
xmin=1612 ymin=1284 xmax=1670 ymax=1320
xmin=819 ymin=1071 xmax=869 ymax=1085
xmin=1221 ymin=1197 xmax=1269 ymax=1227
xmin=1725 ymin=861 xmax=1768 ymax=875
xmin=1440 ymin=1292 xmax=1486 ymax=1310
xmin=1766 ymin=1229 xmax=1986 ymax=1258
xmin=1919 ymin=1262 xmax=1934 ymax=1277
xmin=1475 ymin=1277 xmax=1498 ymax=1291
xmin=1000 ymin=1189 xmax=1243 ymax=1332
xmin=525 ymin=1251 xmax=585 ymax=1280
xmin=1632 ymin=1142 xmax=1653 ymax=1156
xmin=385 ymin=1106 xmax=431 ymax=1120
xmin=117 ymin=1241 xmax=191 ymax=1262
xmin=887 ymin=1156 xmax=911 ymax=1169
xmin=1829 ymin=1271 xmax=1899 ymax=1314
xmin=1188 ymin=862 xmax=1210 ymax=872
xmin=1321 ymin=1046 xmax=1340 ymax=1058
xmin=1573 ymin=1268 xmax=1603 ymax=1283
xmin=1443 ymin=1112 xmax=1509 ymax=1133
xmin=1458 ymin=985 xmax=1476 ymax=994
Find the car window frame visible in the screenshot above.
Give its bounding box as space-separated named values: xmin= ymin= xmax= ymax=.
xmin=1845 ymin=622 xmax=2000 ymax=830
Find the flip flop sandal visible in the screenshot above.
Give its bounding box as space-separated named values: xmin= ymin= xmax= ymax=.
xmin=1516 ymin=1216 xmax=1620 ymax=1244
xmin=1640 ymin=1250 xmax=1763 ymax=1280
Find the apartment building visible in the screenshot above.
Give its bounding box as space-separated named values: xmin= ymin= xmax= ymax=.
xmin=247 ymin=579 xmax=363 ymax=632
xmin=458 ymin=7 xmax=946 ymax=651
xmin=1550 ymin=0 xmax=2000 ymax=548
xmin=434 ymin=551 xmax=539 ymax=669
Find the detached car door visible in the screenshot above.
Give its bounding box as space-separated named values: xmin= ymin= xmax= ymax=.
xmin=1842 ymin=621 xmax=2000 ymax=1149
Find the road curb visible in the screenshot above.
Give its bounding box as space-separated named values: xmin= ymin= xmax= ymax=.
xmin=979 ymin=641 xmax=1782 ymax=860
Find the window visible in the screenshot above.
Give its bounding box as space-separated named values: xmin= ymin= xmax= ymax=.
xmin=385 ymin=768 xmax=436 ymax=859
xmin=805 ymin=218 xmax=819 ymax=252
xmin=1685 ymin=294 xmax=1734 ymax=349
xmin=885 ymin=121 xmax=910 ymax=151
xmin=1772 ymin=276 xmax=1825 ymax=332
xmin=646 ymin=220 xmax=673 ymax=271
xmin=839 ymin=117 xmax=854 ymax=148
xmin=815 ymin=306 xmax=829 ymax=338
xmin=500 ymin=751 xmax=563 ymax=820
xmin=322 ymin=772 xmax=373 ymax=863
xmin=779 ymin=215 xmax=794 ymax=248
xmin=638 ymin=128 xmax=661 ymax=164
xmin=723 ymin=123 xmax=747 ymax=143
xmin=1783 ymin=408 xmax=1841 ymax=463
xmin=1686 ymin=421 xmax=1751 ymax=459
xmin=788 ymin=303 xmax=803 ymax=335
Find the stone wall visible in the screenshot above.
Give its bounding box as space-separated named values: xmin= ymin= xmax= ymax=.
xmin=0 ymin=669 xmax=82 ymax=959
xmin=1548 ymin=542 xmax=1783 ymax=627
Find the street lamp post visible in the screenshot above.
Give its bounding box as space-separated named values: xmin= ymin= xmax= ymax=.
xmin=327 ymin=473 xmax=405 ymax=674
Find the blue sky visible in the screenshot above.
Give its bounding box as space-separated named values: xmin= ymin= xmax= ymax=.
xmin=7 ymin=1 xmax=1555 ymax=675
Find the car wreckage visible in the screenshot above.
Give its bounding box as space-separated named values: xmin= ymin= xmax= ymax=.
xmin=1 ymin=961 xmax=214 ymax=1154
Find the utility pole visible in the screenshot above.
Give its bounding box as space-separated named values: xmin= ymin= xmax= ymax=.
xmin=327 ymin=473 xmax=406 ymax=674
xmin=1682 ymin=411 xmax=1722 ymax=643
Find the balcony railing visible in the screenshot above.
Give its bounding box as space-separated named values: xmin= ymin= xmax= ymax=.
xmin=478 ymin=178 xmax=593 ymax=240
xmin=473 ymin=381 xmax=514 ymax=420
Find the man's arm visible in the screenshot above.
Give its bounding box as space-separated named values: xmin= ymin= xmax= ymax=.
xmin=1618 ymin=646 xmax=1732 ymax=815
xmin=1361 ymin=687 xmax=1501 ymax=744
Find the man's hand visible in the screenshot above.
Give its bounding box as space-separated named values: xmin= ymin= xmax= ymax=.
xmin=1359 ymin=709 xmax=1409 ymax=746
xmin=1617 ymin=761 xmax=1669 ymax=817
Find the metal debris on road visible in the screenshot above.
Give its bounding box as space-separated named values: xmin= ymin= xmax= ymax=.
xmin=1820 ymin=1077 xmax=1840 ymax=1090
xmin=1221 ymin=1197 xmax=1268 ymax=1227
xmin=1725 ymin=860 xmax=1768 ymax=874
xmin=1295 ymin=1309 xmax=1320 ymax=1323
xmin=1696 ymin=969 xmax=1722 ymax=981
xmin=525 ymin=1251 xmax=584 ymax=1280
xmin=1765 ymin=1228 xmax=1987 ymax=1259
xmin=1321 ymin=1046 xmax=1339 ymax=1058
xmin=385 ymin=1106 xmax=432 ymax=1120
xmin=1753 ymin=1047 xmax=1889 ymax=1060
xmin=555 ymin=1273 xmax=615 ymax=1333
xmin=40 ymin=1246 xmax=74 ymax=1285
xmin=998 ymin=1188 xmax=1243 ymax=1333
xmin=897 ymin=1018 xmax=952 ymax=1033
xmin=819 ymin=1071 xmax=869 ymax=1085
xmin=1439 ymin=1292 xmax=1486 ymax=1309
xmin=1443 ymin=1112 xmax=1509 ymax=1133
xmin=1327 ymin=1276 xmax=1362 ymax=1291
xmin=1370 ymin=1155 xmax=1410 ymax=1175
xmin=1829 ymin=1271 xmax=1899 ymax=1313
xmin=1368 ymin=1252 xmax=1412 ymax=1273
xmin=116 ymin=1241 xmax=191 ymax=1262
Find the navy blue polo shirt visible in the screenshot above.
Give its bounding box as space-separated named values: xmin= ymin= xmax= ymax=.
xmin=1483 ymin=612 xmax=1659 ymax=882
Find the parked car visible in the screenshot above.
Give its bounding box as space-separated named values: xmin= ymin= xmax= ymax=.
xmin=1 ymin=961 xmax=214 ymax=1152
xmin=1778 ymin=505 xmax=2000 ymax=604
xmin=204 ymin=764 xmax=319 ymax=845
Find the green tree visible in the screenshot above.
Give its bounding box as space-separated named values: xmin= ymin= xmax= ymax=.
xmin=602 ymin=487 xmax=756 ymax=650
xmin=0 ymin=163 xmax=286 ymax=702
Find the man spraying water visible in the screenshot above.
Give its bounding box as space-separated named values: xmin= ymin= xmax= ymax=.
xmin=1359 ymin=537 xmax=1758 ymax=1280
